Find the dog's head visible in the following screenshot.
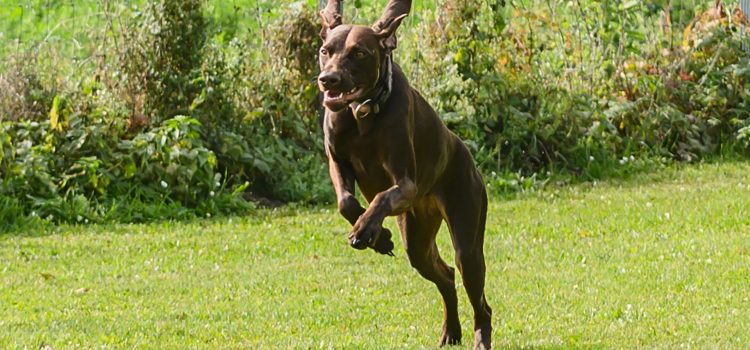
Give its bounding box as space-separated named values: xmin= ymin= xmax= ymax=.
xmin=317 ymin=9 xmax=407 ymax=112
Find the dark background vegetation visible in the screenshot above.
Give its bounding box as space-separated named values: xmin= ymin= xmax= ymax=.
xmin=1 ymin=0 xmax=748 ymax=229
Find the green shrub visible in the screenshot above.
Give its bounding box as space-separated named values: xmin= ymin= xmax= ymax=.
xmin=0 ymin=112 xmax=251 ymax=227
xmin=234 ymin=3 xmax=333 ymax=203
xmin=0 ymin=55 xmax=55 ymax=122
xmin=398 ymin=0 xmax=749 ymax=182
xmin=112 ymin=0 xmax=207 ymax=124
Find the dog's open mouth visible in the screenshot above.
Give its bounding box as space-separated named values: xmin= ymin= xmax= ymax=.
xmin=324 ymin=86 xmax=361 ymax=105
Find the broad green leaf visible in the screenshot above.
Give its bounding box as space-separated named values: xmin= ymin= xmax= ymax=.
xmin=49 ymin=96 xmax=61 ymax=131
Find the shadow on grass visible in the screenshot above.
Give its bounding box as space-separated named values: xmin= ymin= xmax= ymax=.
xmin=0 ymin=193 xmax=319 ymax=239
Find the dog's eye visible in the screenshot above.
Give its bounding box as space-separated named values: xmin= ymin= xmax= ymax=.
xmin=320 ymin=48 xmax=329 ymax=56
xmin=354 ymin=51 xmax=367 ymax=59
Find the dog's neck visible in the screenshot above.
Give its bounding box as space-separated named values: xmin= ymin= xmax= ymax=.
xmin=349 ymin=54 xmax=393 ymax=119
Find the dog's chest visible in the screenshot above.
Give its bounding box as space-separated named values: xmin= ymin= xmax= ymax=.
xmin=325 ymin=113 xmax=380 ymax=158
xmin=325 ymin=114 xmax=389 ymax=181
xmin=327 ymin=131 xmax=382 ymax=167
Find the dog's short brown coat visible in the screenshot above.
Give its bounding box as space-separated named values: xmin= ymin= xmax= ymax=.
xmin=318 ymin=1 xmax=492 ymax=348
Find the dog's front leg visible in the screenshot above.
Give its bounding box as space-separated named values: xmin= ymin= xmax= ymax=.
xmin=349 ymin=177 xmax=417 ymax=250
xmin=329 ymin=154 xmax=397 ymax=255
xmin=328 ymin=154 xmax=364 ymax=225
xmin=350 ymin=139 xmax=417 ymax=253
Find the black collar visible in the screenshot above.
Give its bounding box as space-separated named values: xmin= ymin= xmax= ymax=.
xmin=349 ymin=55 xmax=393 ymax=119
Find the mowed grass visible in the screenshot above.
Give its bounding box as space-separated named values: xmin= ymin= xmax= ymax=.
xmin=2 ymin=162 xmax=750 ymax=349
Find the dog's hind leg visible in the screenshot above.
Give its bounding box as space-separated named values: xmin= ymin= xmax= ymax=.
xmin=440 ymin=179 xmax=493 ymax=350
xmin=397 ymin=204 xmax=461 ymax=347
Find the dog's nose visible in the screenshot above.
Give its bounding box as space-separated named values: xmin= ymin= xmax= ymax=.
xmin=318 ymin=71 xmax=341 ymax=88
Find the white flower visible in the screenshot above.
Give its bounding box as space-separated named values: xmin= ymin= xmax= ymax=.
xmin=589 ymin=156 xmax=595 ymax=161
xmin=160 ymin=180 xmax=168 ymax=188
xmin=209 ymin=191 xmax=215 ymax=197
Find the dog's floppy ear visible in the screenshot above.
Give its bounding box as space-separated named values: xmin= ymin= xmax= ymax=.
xmin=320 ymin=1 xmax=343 ymax=40
xmin=373 ymin=14 xmax=408 ymax=53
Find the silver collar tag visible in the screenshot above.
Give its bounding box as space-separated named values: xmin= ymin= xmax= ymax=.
xmin=349 ymin=55 xmax=392 ymax=120
xmin=353 ymin=99 xmax=373 ymax=119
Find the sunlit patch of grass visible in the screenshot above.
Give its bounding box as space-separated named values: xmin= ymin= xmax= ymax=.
xmin=2 ymin=162 xmax=749 ymax=348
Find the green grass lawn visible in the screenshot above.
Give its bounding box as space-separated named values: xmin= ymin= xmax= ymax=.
xmin=2 ymin=162 xmax=749 ymax=349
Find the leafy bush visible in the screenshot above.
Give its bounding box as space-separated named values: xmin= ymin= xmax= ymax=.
xmin=232 ymin=4 xmax=333 ymax=203
xmin=397 ymin=0 xmax=749 ymax=181
xmin=0 ymin=0 xmax=255 ymax=226
xmin=0 ymin=55 xmax=55 ymax=122
xmin=0 ymin=113 xmax=250 ymax=227
xmin=113 ymin=0 xmax=207 ymax=123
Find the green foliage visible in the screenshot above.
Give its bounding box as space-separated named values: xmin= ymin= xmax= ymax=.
xmin=0 ymin=113 xmax=251 ymax=227
xmin=120 ymin=116 xmax=219 ymax=203
xmin=0 ymin=55 xmax=55 ymax=122
xmin=112 ymin=0 xmax=207 ymax=123
xmin=397 ymin=0 xmax=750 ymax=181
xmin=1 ymin=0 xmax=264 ymax=227
xmin=233 ymin=4 xmax=333 ymax=202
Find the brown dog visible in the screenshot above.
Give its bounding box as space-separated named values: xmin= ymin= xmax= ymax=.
xmin=317 ymin=1 xmax=492 ymax=348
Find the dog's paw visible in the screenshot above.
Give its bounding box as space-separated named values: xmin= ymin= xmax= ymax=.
xmin=371 ymin=228 xmax=394 ymax=256
xmin=348 ymin=220 xmax=380 ymax=250
xmin=473 ymin=324 xmax=492 ymax=350
xmin=439 ymin=320 xmax=462 ymax=347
